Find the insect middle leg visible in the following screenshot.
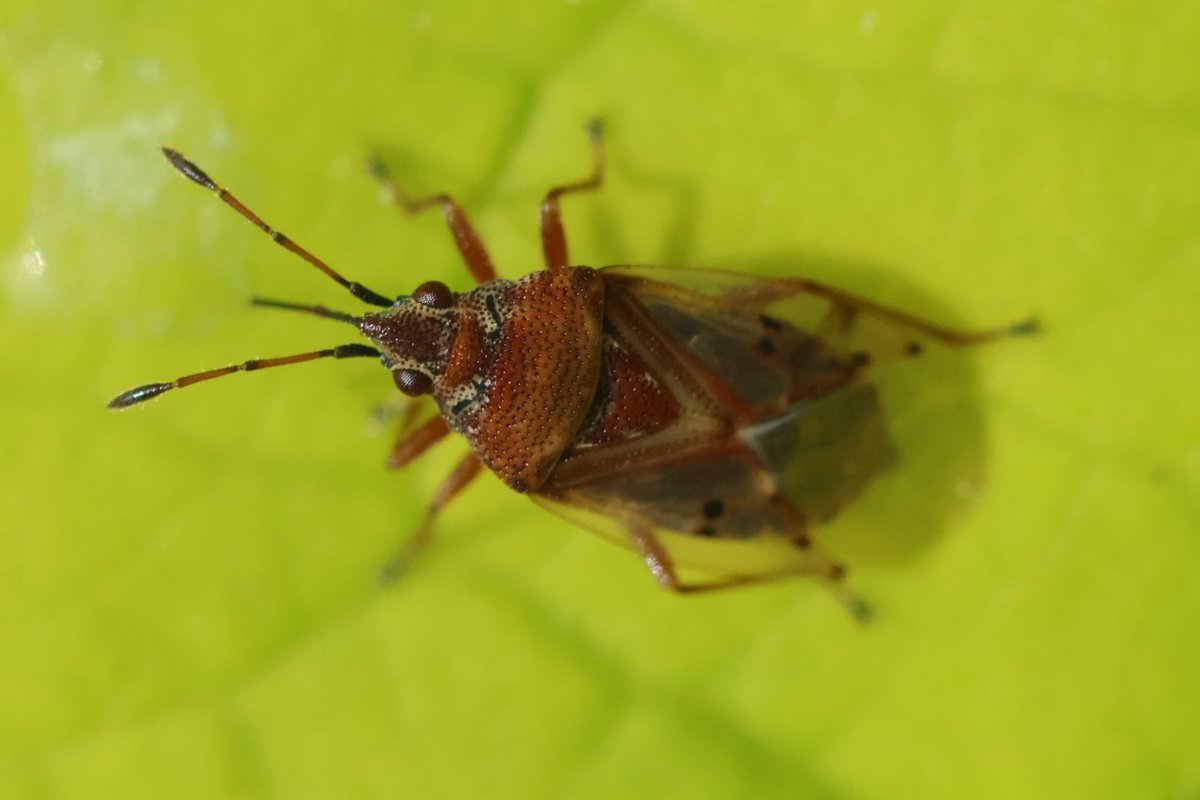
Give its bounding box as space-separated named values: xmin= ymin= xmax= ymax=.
xmin=540 ymin=119 xmax=606 ymax=270
xmin=380 ymin=453 xmax=484 ymax=583
xmin=367 ymin=158 xmax=497 ymax=284
xmin=386 ymin=412 xmax=451 ymax=470
xmin=625 ymin=525 xmax=871 ymax=621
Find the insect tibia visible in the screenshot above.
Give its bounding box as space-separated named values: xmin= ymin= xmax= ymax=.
xmin=161 ymin=147 xmax=217 ymax=190
xmin=108 ymin=382 xmax=173 ymax=409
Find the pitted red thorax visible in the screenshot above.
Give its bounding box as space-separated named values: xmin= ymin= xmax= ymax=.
xmin=441 ymin=269 xmax=606 ymax=492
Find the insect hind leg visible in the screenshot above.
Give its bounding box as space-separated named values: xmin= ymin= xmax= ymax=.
xmin=738 ymin=276 xmax=1036 ymax=366
xmin=811 ymin=281 xmax=1035 ymax=358
xmin=625 ymin=525 xmax=871 ymax=621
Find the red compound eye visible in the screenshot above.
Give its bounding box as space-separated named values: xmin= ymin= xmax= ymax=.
xmin=412 ymin=280 xmax=453 ymax=309
xmin=393 ymin=368 xmax=432 ymax=396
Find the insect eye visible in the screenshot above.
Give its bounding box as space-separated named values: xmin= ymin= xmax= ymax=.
xmin=393 ymin=368 xmax=433 ymax=397
xmin=412 ymin=280 xmax=453 ymax=309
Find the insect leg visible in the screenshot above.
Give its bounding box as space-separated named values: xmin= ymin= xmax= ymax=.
xmin=387 ymin=413 xmax=451 ymax=470
xmin=732 ymin=276 xmax=1036 ymax=364
xmin=366 ymin=158 xmax=497 ymax=284
xmin=804 ymin=279 xmax=1036 ymax=347
xmin=379 ymin=453 xmax=484 ymax=583
xmin=625 ymin=525 xmax=870 ymax=620
xmin=540 ymin=119 xmax=605 ymax=270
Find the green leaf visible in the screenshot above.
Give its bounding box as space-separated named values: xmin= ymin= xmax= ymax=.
xmin=1 ymin=1 xmax=1197 ymax=798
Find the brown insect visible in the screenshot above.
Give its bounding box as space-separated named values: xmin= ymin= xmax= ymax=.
xmin=110 ymin=122 xmax=1034 ymax=618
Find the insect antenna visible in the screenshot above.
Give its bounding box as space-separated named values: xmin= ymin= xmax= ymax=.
xmin=107 ymin=343 xmax=381 ymax=409
xmin=250 ymin=297 xmax=362 ymax=325
xmin=161 ymin=147 xmax=394 ymax=308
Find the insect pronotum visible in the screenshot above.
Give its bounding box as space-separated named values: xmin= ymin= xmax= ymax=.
xmin=111 ymin=122 xmax=1034 ymax=619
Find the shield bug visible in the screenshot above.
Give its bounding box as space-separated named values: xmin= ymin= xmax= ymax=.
xmin=110 ymin=122 xmax=1034 ymax=618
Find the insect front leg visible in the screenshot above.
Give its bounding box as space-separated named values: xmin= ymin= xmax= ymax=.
xmin=540 ymin=119 xmax=605 ymax=270
xmin=366 ymin=157 xmax=497 ymax=284
xmin=625 ymin=525 xmax=871 ymax=621
xmin=380 ymin=453 xmax=484 ymax=583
